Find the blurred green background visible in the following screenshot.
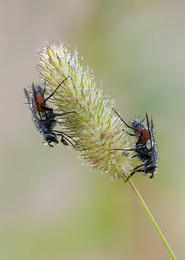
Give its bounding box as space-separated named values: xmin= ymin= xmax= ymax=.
xmin=0 ymin=0 xmax=184 ymax=259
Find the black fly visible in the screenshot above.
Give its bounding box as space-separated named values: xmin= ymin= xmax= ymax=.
xmin=113 ymin=108 xmax=158 ymax=182
xmin=24 ymin=77 xmax=77 ymax=147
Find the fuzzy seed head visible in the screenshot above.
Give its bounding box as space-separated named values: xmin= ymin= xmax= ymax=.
xmin=38 ymin=42 xmax=133 ymax=179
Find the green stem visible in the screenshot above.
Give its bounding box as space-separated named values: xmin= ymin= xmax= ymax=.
xmin=128 ymin=179 xmax=177 ymax=260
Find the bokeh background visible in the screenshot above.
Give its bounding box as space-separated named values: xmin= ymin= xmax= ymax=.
xmin=0 ymin=0 xmax=185 ymax=259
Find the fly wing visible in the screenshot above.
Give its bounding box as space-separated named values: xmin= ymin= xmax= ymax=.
xmin=32 ymin=83 xmax=39 ymax=114
xmin=24 ymin=86 xmax=37 ymax=117
xmin=24 ymin=86 xmax=46 ymax=137
xmin=146 ymin=113 xmax=153 ymax=150
xmin=24 ymin=88 xmax=30 ymax=103
xmin=150 ymin=116 xmax=155 ymax=146
xmin=24 ymin=86 xmax=43 ymax=127
xmin=24 ymin=87 xmax=35 ymax=115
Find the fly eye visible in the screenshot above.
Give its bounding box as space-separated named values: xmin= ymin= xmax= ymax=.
xmin=45 ymin=133 xmax=58 ymax=144
xmin=145 ymin=164 xmax=157 ymax=174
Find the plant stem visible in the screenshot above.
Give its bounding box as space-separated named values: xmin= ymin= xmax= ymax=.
xmin=128 ymin=179 xmax=177 ymax=260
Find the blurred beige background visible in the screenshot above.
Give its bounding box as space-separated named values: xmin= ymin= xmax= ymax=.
xmin=0 ymin=0 xmax=185 ymax=259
